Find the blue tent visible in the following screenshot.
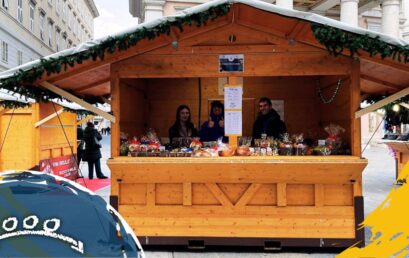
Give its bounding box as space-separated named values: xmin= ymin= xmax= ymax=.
xmin=0 ymin=171 xmax=144 ymax=257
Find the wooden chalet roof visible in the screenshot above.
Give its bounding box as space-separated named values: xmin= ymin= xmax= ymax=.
xmin=1 ymin=0 xmax=408 ymax=99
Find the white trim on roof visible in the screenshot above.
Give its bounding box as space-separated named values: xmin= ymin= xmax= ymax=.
xmin=0 ymin=0 xmax=407 ymax=81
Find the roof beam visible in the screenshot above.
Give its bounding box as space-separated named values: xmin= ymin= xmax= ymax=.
xmin=355 ymin=86 xmax=409 ymax=118
xmin=75 ymin=78 xmax=110 ymax=93
xmin=34 ymin=108 xmax=64 ymax=128
xmin=39 ymin=81 xmax=116 ymax=123
xmin=310 ymin=0 xmax=339 ymax=12
xmin=76 ymin=115 xmax=94 ymax=125
xmin=361 ymin=74 xmax=404 ymax=90
xmin=400 ymin=102 xmax=409 ymax=110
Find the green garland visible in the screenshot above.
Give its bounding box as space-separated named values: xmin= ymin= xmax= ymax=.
xmin=63 ymin=107 xmax=96 ymax=116
xmin=0 ymin=3 xmax=231 ymax=105
xmin=364 ymin=95 xmax=409 ymax=125
xmin=311 ymin=24 xmax=409 ymax=62
xmin=0 ymin=100 xmax=32 ymax=109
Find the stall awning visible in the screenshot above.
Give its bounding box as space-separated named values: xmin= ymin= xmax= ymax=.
xmin=0 ymin=0 xmax=408 ymax=101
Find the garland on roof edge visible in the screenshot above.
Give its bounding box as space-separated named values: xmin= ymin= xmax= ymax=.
xmin=364 ymin=95 xmax=409 ymax=125
xmin=311 ymin=24 xmax=409 ymax=61
xmin=63 ymin=107 xmax=96 ymax=117
xmin=0 ymin=100 xmax=32 ymax=109
xmin=0 ymin=3 xmax=231 ymax=108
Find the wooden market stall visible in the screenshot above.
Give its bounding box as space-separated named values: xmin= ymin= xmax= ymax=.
xmin=2 ymin=0 xmax=409 ymax=250
xmin=0 ymin=101 xmax=77 ymax=171
xmin=383 ymin=140 xmax=409 ymax=179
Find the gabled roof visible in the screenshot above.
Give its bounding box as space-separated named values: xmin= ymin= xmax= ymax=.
xmin=0 ymin=0 xmax=408 ymax=100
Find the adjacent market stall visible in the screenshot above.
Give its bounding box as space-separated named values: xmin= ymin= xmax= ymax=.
xmin=0 ymin=93 xmax=77 ymax=176
xmin=1 ymin=0 xmax=409 ymax=249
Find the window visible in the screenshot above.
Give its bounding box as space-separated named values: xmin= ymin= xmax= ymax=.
xmin=1 ymin=0 xmax=9 ymax=10
xmin=62 ymin=34 xmax=67 ymax=49
xmin=67 ymin=40 xmax=72 ymax=48
xmin=48 ymin=0 xmax=53 ymax=7
xmin=56 ymin=29 xmax=60 ymax=51
xmin=17 ymin=0 xmax=23 ymax=23
xmin=2 ymin=41 xmax=8 ymax=63
xmin=17 ymin=50 xmax=23 ymax=66
xmin=56 ymin=0 xmax=60 ymax=15
xmin=68 ymin=7 xmax=71 ymax=29
xmin=48 ymin=22 xmax=53 ymax=47
xmin=62 ymin=0 xmax=66 ymax=22
xmin=29 ymin=3 xmax=35 ymax=32
xmin=73 ymin=15 xmax=77 ymax=35
xmin=78 ymin=26 xmax=81 ymax=41
xmin=40 ymin=13 xmax=45 ymax=40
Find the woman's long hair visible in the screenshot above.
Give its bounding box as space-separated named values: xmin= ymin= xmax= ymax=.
xmin=173 ymin=105 xmax=194 ymax=131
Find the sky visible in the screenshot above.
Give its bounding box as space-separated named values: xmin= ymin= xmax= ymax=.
xmin=93 ymin=0 xmax=139 ymax=39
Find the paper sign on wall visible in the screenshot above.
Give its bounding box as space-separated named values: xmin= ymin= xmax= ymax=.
xmin=224 ymin=86 xmax=243 ymax=109
xmin=224 ymin=84 xmax=243 ymax=136
xmin=225 ymin=111 xmax=242 ymax=135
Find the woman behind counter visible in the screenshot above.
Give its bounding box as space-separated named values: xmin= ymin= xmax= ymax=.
xmin=169 ymin=105 xmax=198 ymax=144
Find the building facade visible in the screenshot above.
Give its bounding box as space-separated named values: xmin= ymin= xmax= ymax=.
xmin=0 ymin=0 xmax=99 ymax=72
xmin=129 ymin=0 xmax=409 ymax=40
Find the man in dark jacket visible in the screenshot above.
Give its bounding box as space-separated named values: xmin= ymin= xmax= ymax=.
xmin=83 ymin=122 xmax=108 ymax=179
xmin=252 ymin=97 xmax=287 ymax=139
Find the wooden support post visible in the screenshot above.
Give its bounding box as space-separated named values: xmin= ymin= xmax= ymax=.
xmin=351 ymin=59 xmax=361 ymax=156
xmin=277 ymin=183 xmax=287 ymax=207
xmin=34 ymin=108 xmax=64 ymax=128
xmin=227 ymin=76 xmax=240 ymax=148
xmin=39 ymin=81 xmax=116 ymax=123
xmin=111 ymin=76 xmax=120 ymax=157
xmin=355 ymin=86 xmax=409 ymax=118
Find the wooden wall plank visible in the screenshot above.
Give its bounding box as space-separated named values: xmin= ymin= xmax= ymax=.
xmin=113 ymin=52 xmax=350 ymax=78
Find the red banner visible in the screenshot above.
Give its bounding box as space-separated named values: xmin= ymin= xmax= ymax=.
xmin=39 ymin=155 xmax=78 ymax=180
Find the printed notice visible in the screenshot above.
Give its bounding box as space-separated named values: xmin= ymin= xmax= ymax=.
xmin=225 ymin=111 xmax=242 ymax=136
xmin=224 ymin=86 xmax=242 ymax=109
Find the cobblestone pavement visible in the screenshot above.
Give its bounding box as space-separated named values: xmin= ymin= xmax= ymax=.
xmin=89 ymin=137 xmax=396 ymax=257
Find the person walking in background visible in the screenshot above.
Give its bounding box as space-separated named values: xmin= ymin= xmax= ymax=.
xmin=83 ymin=122 xmax=108 ymax=179
xmin=76 ymin=125 xmax=84 ymax=167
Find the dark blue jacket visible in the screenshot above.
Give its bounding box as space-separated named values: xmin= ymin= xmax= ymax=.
xmin=200 ymin=114 xmax=225 ymax=142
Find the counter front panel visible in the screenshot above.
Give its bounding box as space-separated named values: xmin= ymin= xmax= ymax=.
xmin=108 ymin=156 xmax=367 ymax=246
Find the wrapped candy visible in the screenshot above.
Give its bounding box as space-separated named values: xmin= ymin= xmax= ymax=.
xmin=237 ymin=136 xmax=252 ymax=156
xmin=279 ymin=133 xmax=293 ymax=156
xmin=293 ymin=134 xmax=306 ymax=156
xmin=324 ymin=124 xmax=345 ymax=154
xmin=190 ymin=137 xmax=203 ymax=150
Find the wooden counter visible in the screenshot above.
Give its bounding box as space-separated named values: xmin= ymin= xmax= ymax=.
xmin=108 ymin=156 xmax=367 ymax=248
xmin=383 ymin=140 xmax=409 ymax=179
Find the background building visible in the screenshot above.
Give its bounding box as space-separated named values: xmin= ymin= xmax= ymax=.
xmin=129 ymin=0 xmax=409 ymax=40
xmin=0 ymin=0 xmax=99 ymax=72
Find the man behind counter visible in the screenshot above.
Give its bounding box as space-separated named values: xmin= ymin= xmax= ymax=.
xmin=252 ymin=97 xmax=287 ymax=139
